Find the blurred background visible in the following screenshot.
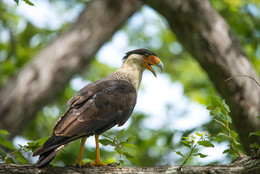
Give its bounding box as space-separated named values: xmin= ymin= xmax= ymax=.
xmin=0 ymin=0 xmax=260 ymax=167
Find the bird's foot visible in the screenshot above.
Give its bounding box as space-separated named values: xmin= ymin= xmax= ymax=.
xmin=86 ymin=160 xmax=107 ymax=166
xmin=75 ymin=161 xmax=85 ymax=167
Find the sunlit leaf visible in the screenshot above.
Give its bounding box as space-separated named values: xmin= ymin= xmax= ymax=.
xmin=0 ymin=129 xmax=9 ymax=135
xmin=195 ymin=132 xmax=203 ymax=137
xmin=198 ymin=141 xmax=214 ymax=148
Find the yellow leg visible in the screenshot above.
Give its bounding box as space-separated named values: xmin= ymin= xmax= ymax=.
xmin=75 ymin=137 xmax=87 ymax=167
xmin=89 ymin=134 xmax=107 ymax=166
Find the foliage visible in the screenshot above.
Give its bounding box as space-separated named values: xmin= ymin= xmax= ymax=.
xmin=176 ymin=132 xmax=214 ymax=171
xmin=100 ymin=129 xmax=139 ymax=165
xmin=207 ymin=96 xmax=242 ymax=156
xmin=0 ymin=129 xmax=48 ymax=164
xmin=1 ymin=0 xmax=260 ymax=168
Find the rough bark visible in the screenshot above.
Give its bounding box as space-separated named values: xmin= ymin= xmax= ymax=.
xmin=0 ymin=156 xmax=259 ymax=174
xmin=143 ymin=0 xmax=260 ymax=153
xmin=0 ymin=0 xmax=141 ymax=138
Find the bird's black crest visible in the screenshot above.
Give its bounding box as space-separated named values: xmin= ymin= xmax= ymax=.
xmin=122 ymin=49 xmax=157 ymax=62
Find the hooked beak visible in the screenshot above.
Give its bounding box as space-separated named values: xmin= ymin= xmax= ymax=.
xmin=143 ymin=55 xmax=164 ymax=77
xmin=151 ymin=61 xmax=164 ymax=77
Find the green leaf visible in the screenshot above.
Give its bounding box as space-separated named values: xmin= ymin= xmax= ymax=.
xmin=249 ymin=131 xmax=260 ymax=137
xmin=116 ymin=129 xmax=125 ymax=140
xmin=119 ymin=160 xmax=124 ymax=165
xmin=123 ymin=152 xmax=140 ymax=164
xmin=182 ymin=136 xmax=189 ymax=140
xmin=0 ymin=137 xmax=15 ymax=150
xmin=120 ymin=142 xmax=137 ymax=148
xmin=210 ymin=96 xmax=228 ymax=115
xmin=195 ymin=132 xmax=203 ymax=137
xmin=126 ymin=136 xmax=136 ymax=143
xmin=14 ymin=0 xmax=19 ymax=5
xmin=230 ymin=130 xmax=238 ymax=140
xmin=198 ymin=141 xmax=214 ymax=148
xmin=222 ymin=100 xmax=230 ymax=112
xmin=5 ymin=157 xmax=15 ymax=164
xmin=194 ymin=153 xmax=208 ymax=158
xmin=214 ymin=119 xmax=229 ymax=130
xmin=216 ymin=132 xmax=229 ymax=139
xmin=175 ymin=151 xmax=184 ymax=157
xmin=122 ymin=151 xmax=134 ymax=158
xmin=206 ymin=104 xmax=214 ymax=110
xmin=223 ymin=149 xmax=231 ymax=154
xmin=210 ymin=96 xmax=223 ymax=108
xmin=230 ymin=138 xmax=241 ymax=147
xmin=15 ymin=151 xmax=26 ymax=164
xmin=35 ymin=137 xmax=49 ymax=146
xmin=212 ymin=107 xmax=222 ymax=116
xmin=115 ymin=147 xmax=122 ymax=154
xmin=181 ymin=140 xmax=191 ymax=148
xmin=99 ymin=139 xmax=116 ymax=146
xmin=226 ymin=115 xmax=232 ymax=123
xmin=0 ymin=129 xmax=9 ymax=135
xmin=26 ymin=137 xmax=48 ymax=152
xmin=23 ymin=0 xmax=35 ymax=6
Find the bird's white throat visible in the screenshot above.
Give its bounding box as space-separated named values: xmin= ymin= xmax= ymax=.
xmin=117 ymin=55 xmax=145 ymax=91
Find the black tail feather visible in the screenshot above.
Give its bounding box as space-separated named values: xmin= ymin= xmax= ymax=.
xmin=36 ymin=145 xmax=65 ymax=168
xmin=33 ymin=134 xmax=88 ymax=168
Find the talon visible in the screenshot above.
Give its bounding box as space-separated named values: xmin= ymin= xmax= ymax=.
xmin=75 ymin=161 xmax=85 ymax=167
xmin=86 ymin=160 xmax=107 ymax=166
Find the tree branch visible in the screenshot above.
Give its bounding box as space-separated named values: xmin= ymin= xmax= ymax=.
xmin=0 ymin=156 xmax=259 ymax=174
xmin=0 ymin=0 xmax=142 ymax=138
xmin=143 ymin=0 xmax=260 ymax=153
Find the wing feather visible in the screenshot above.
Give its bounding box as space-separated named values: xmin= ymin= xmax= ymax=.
xmin=53 ymin=80 xmax=137 ymax=137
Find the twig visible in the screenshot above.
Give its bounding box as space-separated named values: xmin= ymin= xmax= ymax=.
xmin=225 ymin=75 xmax=260 ymax=87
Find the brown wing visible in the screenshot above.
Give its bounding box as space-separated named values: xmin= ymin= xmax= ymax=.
xmin=53 ymin=79 xmax=137 ymax=137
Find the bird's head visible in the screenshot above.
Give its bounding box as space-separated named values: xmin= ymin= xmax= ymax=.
xmin=122 ymin=49 xmax=164 ymax=77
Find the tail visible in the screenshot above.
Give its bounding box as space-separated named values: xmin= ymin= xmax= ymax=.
xmin=34 ymin=144 xmax=65 ymax=168
xmin=33 ymin=134 xmax=70 ymax=168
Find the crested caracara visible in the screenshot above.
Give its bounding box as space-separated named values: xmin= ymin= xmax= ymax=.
xmin=32 ymin=48 xmax=163 ymax=167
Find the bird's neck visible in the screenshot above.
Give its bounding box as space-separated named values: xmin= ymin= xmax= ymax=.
xmin=115 ymin=59 xmax=144 ymax=91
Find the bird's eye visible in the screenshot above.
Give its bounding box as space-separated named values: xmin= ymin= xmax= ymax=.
xmin=145 ymin=53 xmax=149 ymax=57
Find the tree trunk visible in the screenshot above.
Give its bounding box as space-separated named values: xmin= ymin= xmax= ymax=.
xmin=0 ymin=0 xmax=141 ymax=138
xmin=0 ymin=156 xmax=259 ymax=174
xmin=143 ymin=0 xmax=260 ymax=153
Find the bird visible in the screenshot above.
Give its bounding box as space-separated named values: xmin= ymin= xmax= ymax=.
xmin=32 ymin=48 xmax=163 ymax=168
